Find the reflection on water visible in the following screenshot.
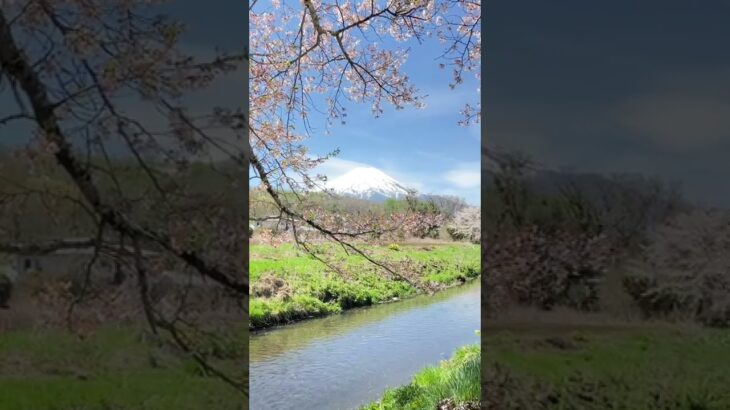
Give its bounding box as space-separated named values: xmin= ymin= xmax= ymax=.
xmin=250 ymin=280 xmax=480 ymax=410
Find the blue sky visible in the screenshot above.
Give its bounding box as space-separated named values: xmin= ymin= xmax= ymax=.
xmin=301 ymin=38 xmax=481 ymax=205
xmin=241 ymin=1 xmax=481 ymax=205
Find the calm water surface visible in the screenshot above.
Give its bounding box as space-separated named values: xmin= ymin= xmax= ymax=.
xmin=249 ymin=280 xmax=480 ymax=410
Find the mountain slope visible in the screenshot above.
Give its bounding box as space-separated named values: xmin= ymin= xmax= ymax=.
xmin=326 ymin=166 xmax=413 ymax=201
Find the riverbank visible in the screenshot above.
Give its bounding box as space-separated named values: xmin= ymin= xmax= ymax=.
xmin=249 ymin=279 xmax=479 ymax=409
xmin=361 ymin=344 xmax=481 ymax=410
xmin=249 ymin=243 xmax=479 ymax=330
xmin=482 ymin=322 xmax=730 ymax=409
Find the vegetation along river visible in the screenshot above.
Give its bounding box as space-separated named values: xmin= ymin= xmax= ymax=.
xmin=249 ymin=279 xmax=480 ymax=410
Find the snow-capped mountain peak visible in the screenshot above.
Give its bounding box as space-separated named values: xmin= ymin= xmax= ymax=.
xmin=325 ymin=166 xmax=413 ymax=201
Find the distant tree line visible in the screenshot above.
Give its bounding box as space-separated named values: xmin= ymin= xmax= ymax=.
xmin=249 ymin=188 xmax=474 ymax=243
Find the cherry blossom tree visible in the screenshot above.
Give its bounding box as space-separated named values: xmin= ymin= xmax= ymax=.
xmin=485 ymin=227 xmax=613 ymax=312
xmin=624 ymin=208 xmax=730 ymax=326
xmin=481 ymin=147 xmax=614 ymax=313
xmin=249 ymin=0 xmax=481 ymax=284
xmin=447 ymin=206 xmax=481 ymax=243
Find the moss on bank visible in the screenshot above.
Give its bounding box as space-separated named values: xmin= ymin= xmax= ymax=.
xmin=361 ymin=344 xmax=481 ymax=410
xmin=249 ymin=243 xmax=480 ymax=329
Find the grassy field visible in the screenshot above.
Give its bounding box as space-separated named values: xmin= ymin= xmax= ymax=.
xmin=361 ymin=344 xmax=481 ymax=410
xmin=0 ymin=325 xmax=245 ymax=410
xmin=482 ymin=323 xmax=730 ymax=409
xmin=249 ymin=243 xmax=479 ymax=329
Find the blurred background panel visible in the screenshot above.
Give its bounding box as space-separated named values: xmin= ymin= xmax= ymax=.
xmin=0 ymin=2 xmax=247 ymax=409
xmin=482 ymin=1 xmax=730 ymax=408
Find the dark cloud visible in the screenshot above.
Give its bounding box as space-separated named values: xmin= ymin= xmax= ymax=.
xmin=484 ymin=0 xmax=730 ymax=206
xmin=614 ymin=68 xmax=730 ymax=150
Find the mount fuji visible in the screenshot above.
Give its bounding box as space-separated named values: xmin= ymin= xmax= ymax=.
xmin=324 ymin=166 xmax=414 ymax=202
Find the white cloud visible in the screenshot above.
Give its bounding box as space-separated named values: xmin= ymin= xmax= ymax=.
xmin=313 ymin=157 xmax=371 ymax=180
xmin=614 ymin=67 xmax=730 ymax=150
xmin=443 ymin=162 xmax=480 ymax=188
xmin=617 ymin=96 xmax=730 ymax=149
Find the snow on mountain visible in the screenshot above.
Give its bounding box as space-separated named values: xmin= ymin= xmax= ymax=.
xmin=325 ymin=166 xmax=413 ymax=201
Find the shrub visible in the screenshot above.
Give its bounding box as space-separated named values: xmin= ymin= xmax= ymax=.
xmin=623 ymin=209 xmax=730 ymax=327
xmin=361 ymin=345 xmax=480 ymax=410
xmin=251 ymin=273 xmax=292 ymax=299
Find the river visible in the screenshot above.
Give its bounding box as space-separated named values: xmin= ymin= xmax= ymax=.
xmin=249 ymin=279 xmax=480 ymax=410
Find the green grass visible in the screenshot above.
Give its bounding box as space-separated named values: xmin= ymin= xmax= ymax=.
xmin=0 ymin=326 xmax=244 ymax=410
xmin=249 ymin=243 xmax=479 ymax=329
xmin=483 ymin=326 xmax=730 ymax=409
xmin=361 ymin=344 xmax=481 ymax=410
xmin=0 ymin=372 xmax=240 ymax=410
